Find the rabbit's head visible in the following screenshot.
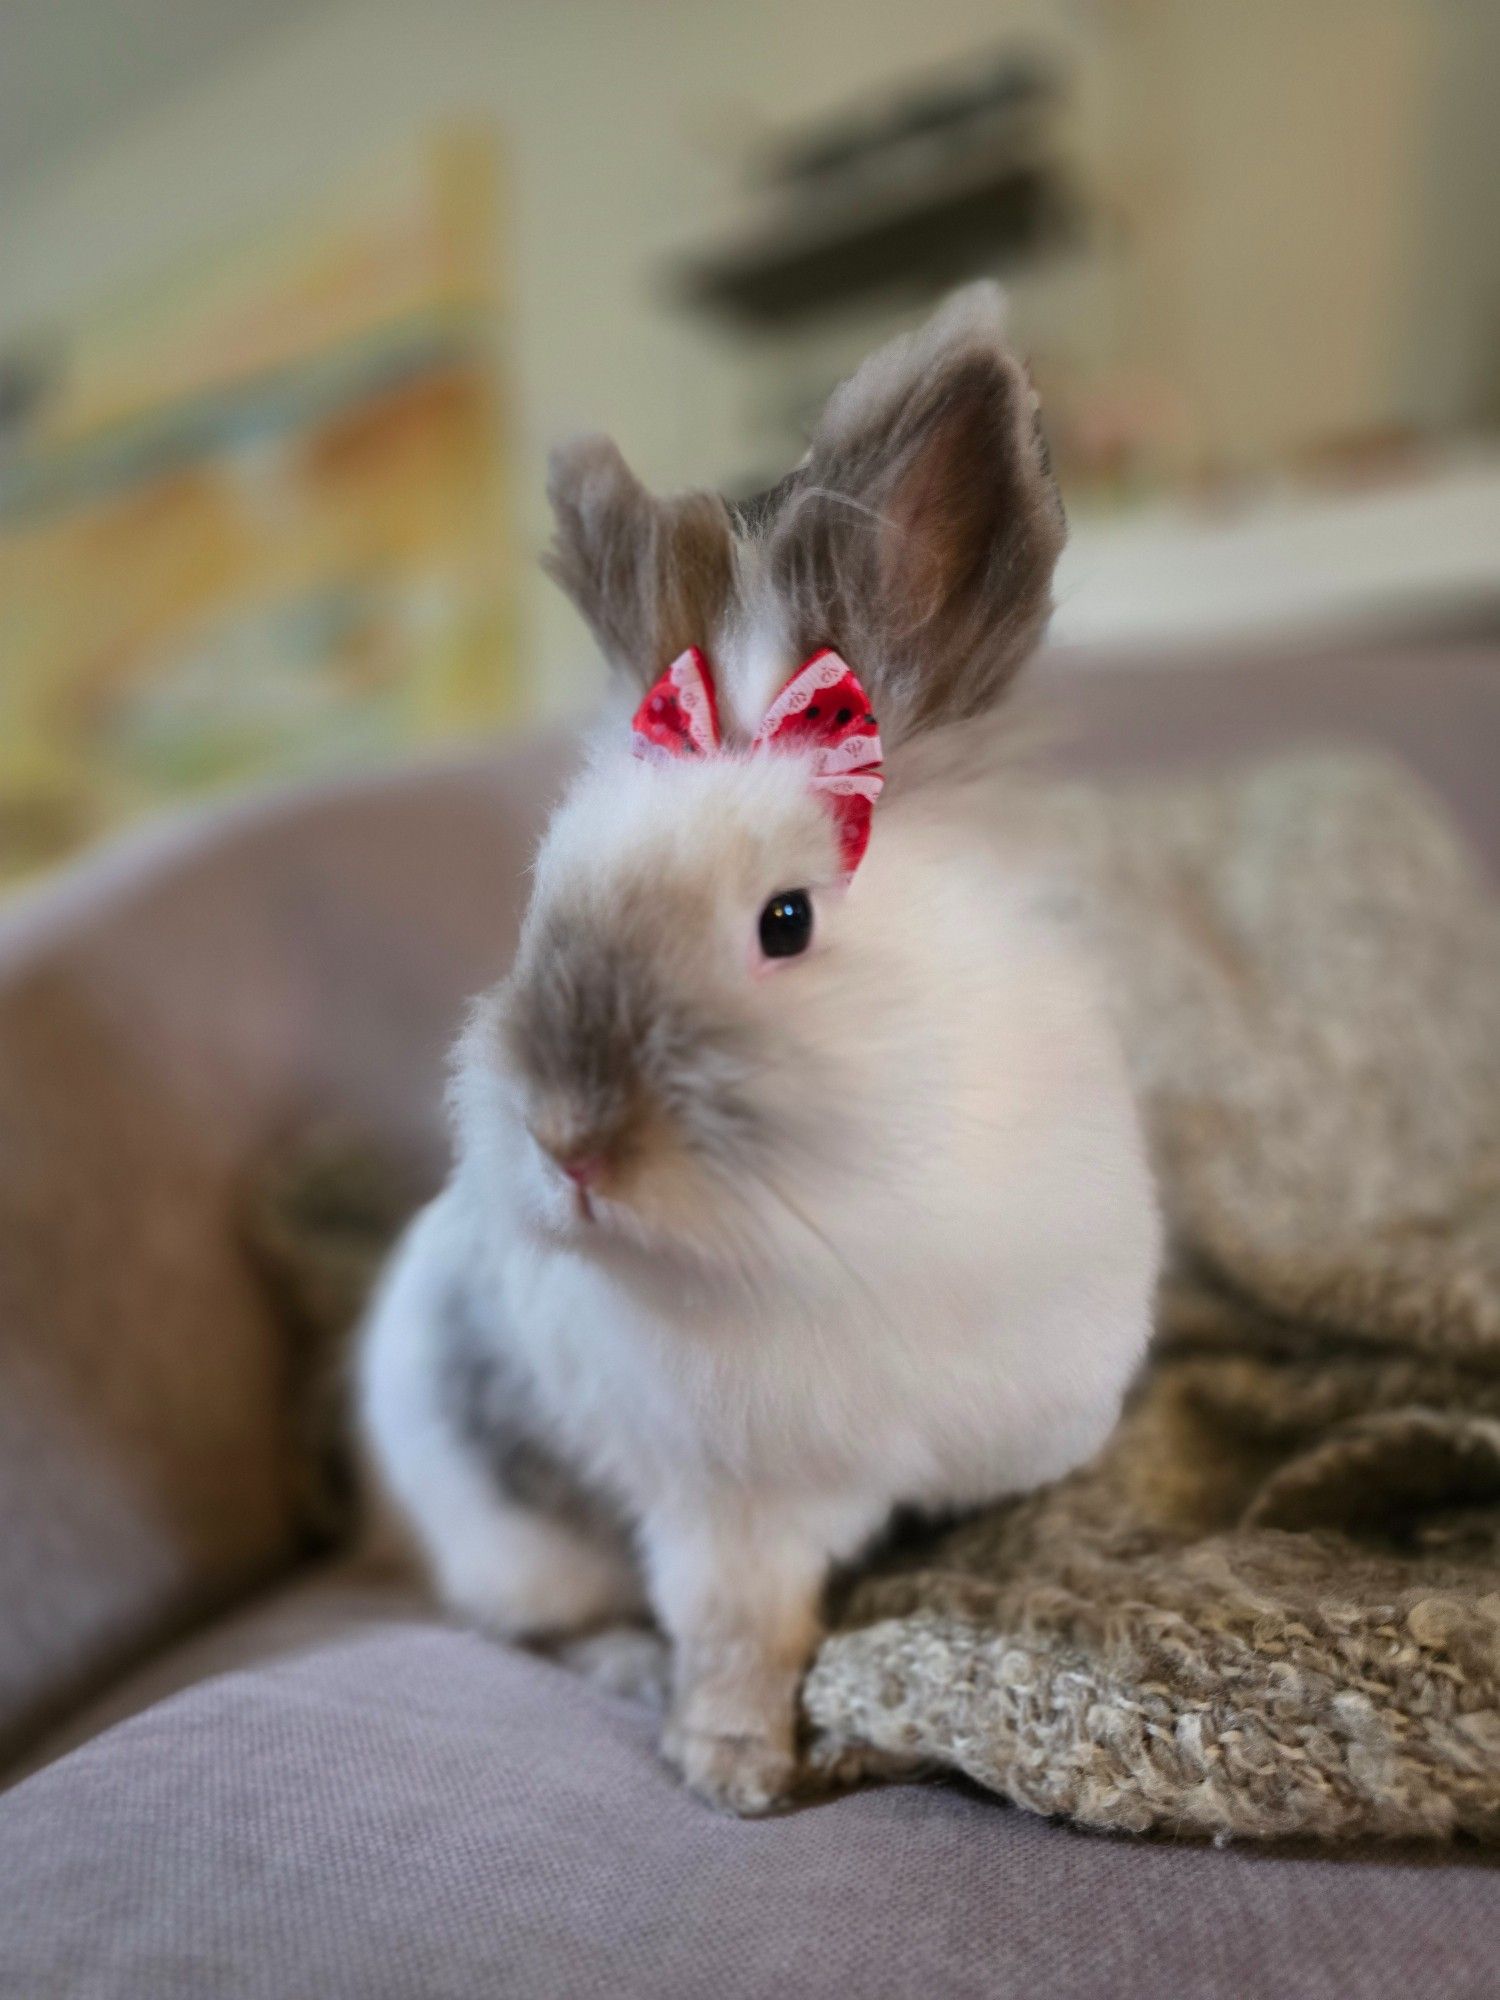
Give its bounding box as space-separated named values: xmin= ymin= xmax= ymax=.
xmin=477 ymin=286 xmax=1067 ymax=1276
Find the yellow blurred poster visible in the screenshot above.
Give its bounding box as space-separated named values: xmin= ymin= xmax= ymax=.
xmin=0 ymin=128 xmax=515 ymax=885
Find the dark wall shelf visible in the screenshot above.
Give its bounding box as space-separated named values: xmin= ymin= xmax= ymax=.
xmin=671 ymin=151 xmax=1070 ymax=328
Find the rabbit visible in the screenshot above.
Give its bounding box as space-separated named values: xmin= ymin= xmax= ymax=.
xmin=357 ymin=284 xmax=1161 ymax=1815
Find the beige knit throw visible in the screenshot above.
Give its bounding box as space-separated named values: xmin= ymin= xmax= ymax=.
xmin=255 ymin=753 xmax=1500 ymax=1843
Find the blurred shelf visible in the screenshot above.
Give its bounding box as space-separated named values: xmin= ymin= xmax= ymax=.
xmin=672 ymin=142 xmax=1067 ymax=327
xmin=668 ymin=52 xmax=1071 ymax=328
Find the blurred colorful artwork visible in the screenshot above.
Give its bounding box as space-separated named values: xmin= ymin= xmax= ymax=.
xmin=0 ymin=129 xmax=515 ymax=886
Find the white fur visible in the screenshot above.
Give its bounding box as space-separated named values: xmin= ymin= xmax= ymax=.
xmin=358 ymin=716 xmax=1161 ymax=1811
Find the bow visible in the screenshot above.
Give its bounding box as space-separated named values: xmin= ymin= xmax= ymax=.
xmin=631 ymin=647 xmax=884 ymax=877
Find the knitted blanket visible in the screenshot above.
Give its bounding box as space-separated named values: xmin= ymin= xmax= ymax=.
xmin=252 ymin=753 xmax=1500 ymax=1843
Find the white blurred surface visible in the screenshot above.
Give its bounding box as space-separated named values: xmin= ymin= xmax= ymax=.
xmin=1053 ymin=455 xmax=1500 ymax=656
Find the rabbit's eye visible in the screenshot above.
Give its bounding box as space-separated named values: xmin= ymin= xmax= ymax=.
xmin=759 ymin=888 xmax=814 ymax=960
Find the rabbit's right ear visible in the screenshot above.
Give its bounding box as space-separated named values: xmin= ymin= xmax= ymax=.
xmin=763 ymin=284 xmax=1065 ymax=748
xmin=544 ymin=437 xmax=736 ymax=693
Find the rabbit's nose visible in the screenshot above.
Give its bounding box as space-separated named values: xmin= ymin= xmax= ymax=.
xmin=527 ymin=1119 xmax=615 ymax=1190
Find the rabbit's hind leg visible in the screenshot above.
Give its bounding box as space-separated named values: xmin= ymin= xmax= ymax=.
xmin=359 ymin=1205 xmax=643 ymax=1642
xmin=431 ymin=1458 xmax=644 ymax=1642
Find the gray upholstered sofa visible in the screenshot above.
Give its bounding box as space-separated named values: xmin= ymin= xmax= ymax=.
xmin=2 ymin=642 xmax=1498 ymax=1999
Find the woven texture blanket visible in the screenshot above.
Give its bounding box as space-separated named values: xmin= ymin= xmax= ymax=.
xmin=252 ymin=752 xmax=1500 ymax=1843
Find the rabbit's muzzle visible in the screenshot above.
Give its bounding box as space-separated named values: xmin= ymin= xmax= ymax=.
xmin=499 ymin=918 xmax=763 ymax=1206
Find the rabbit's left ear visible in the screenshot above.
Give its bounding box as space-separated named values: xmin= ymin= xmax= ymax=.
xmin=544 ymin=436 xmax=736 ymax=693
xmin=763 ymin=284 xmax=1065 ymax=747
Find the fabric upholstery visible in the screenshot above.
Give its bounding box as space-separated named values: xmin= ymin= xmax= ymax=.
xmin=2 ymin=1600 xmax=1498 ymax=2000
xmin=0 ymin=753 xmax=567 ymax=1765
xmin=4 ymin=649 xmax=1494 ymax=1773
xmin=5 ymin=1563 xmax=430 ymax=1788
xmin=1 ymin=641 xmax=1498 ymax=1991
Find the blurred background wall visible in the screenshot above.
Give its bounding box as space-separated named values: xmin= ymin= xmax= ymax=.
xmin=3 ymin=0 xmax=1498 ymax=884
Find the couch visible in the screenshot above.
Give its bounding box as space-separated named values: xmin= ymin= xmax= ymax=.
xmin=2 ymin=640 xmax=1498 ymax=1998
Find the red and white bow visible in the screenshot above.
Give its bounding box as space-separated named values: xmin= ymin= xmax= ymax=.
xmin=631 ymin=647 xmax=884 ymax=877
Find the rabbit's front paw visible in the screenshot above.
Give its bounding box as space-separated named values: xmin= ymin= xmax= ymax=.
xmin=661 ymin=1716 xmax=798 ymax=1816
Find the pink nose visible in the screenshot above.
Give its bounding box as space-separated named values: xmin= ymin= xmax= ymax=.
xmin=561 ymin=1154 xmax=605 ymax=1190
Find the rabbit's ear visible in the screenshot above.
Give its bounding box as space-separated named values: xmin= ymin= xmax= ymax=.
xmin=544 ymin=436 xmax=736 ymax=691
xmin=764 ymin=284 xmax=1065 ymax=746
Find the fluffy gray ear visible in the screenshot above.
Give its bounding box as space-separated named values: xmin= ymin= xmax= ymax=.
xmin=763 ymin=284 xmax=1065 ymax=745
xmin=544 ymin=436 xmax=736 ymax=690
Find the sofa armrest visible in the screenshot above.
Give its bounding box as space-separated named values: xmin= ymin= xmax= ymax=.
xmin=0 ymin=744 xmax=562 ymax=1767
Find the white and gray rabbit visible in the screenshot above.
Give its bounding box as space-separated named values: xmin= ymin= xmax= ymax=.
xmin=358 ymin=285 xmax=1160 ymax=1814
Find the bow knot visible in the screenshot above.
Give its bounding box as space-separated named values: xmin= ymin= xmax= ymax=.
xmin=631 ymin=647 xmax=884 ymax=876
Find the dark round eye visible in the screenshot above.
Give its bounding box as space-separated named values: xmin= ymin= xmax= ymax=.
xmin=758 ymin=888 xmax=814 ymax=960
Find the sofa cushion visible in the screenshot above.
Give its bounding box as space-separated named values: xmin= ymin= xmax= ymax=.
xmin=6 ymin=1563 xmax=432 ymax=1786
xmin=0 ymin=1597 xmax=1496 ymax=2000
xmin=3 ymin=643 xmax=1495 ymax=1778
xmin=0 ymin=747 xmax=568 ymax=1771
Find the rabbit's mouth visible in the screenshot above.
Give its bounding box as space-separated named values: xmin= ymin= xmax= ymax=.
xmin=517 ymin=1102 xmax=761 ymax=1269
xmin=519 ymin=1107 xmax=653 ymax=1245
xmin=525 ymin=1106 xmax=648 ymax=1218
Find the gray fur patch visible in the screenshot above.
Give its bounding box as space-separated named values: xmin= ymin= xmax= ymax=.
xmin=436 ymin=1276 xmax=620 ymax=1539
xmin=501 ymin=885 xmax=765 ymax=1173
